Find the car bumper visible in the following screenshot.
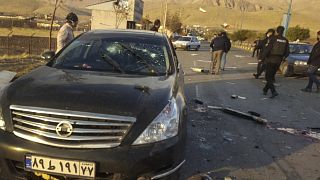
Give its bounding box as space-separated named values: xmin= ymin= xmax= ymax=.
xmin=173 ymin=44 xmax=187 ymax=49
xmin=293 ymin=64 xmax=308 ymax=74
xmin=0 ymin=131 xmax=186 ymax=180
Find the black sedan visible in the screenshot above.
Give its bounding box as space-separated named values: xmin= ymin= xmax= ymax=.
xmin=280 ymin=43 xmax=314 ymax=76
xmin=0 ymin=30 xmax=187 ymax=180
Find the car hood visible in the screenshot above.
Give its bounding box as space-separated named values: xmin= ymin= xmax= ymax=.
xmin=3 ymin=66 xmax=175 ymax=120
xmin=287 ymin=54 xmax=310 ymax=62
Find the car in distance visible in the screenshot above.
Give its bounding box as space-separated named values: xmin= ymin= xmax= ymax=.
xmin=280 ymin=43 xmax=313 ymax=76
xmin=172 ymin=36 xmax=201 ymax=51
xmin=0 ymin=29 xmax=187 ymax=180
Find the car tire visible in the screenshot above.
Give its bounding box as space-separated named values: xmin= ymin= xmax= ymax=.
xmin=186 ymin=46 xmax=190 ymax=51
xmin=196 ymin=46 xmax=200 ymax=51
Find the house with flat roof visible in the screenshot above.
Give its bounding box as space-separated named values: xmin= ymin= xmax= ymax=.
xmin=86 ymin=0 xmax=144 ymax=30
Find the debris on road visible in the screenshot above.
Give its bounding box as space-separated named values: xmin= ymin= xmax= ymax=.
xmin=231 ymin=94 xmax=247 ymax=100
xmin=191 ymin=67 xmax=210 ymax=73
xmin=188 ymin=173 xmax=213 ymax=180
xmin=193 ymin=99 xmax=267 ymax=124
xmin=248 ymin=111 xmax=261 ymax=117
xmin=275 ymin=127 xmax=320 ymax=141
xmin=194 ymin=107 xmax=207 ymax=113
xmin=199 ymin=137 xmax=207 ymax=142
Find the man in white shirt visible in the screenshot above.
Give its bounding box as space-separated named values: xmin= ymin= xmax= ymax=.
xmin=56 ymin=12 xmax=79 ymax=52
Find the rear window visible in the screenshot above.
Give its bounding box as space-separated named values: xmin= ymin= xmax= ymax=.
xmin=178 ymin=37 xmax=191 ymax=41
xmin=50 ymin=35 xmax=172 ymax=76
xmin=289 ymin=44 xmax=313 ymax=54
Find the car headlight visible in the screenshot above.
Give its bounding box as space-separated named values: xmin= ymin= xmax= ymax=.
xmin=133 ymin=98 xmax=179 ymax=145
xmin=294 ymin=61 xmax=307 ymax=65
xmin=0 ymin=110 xmax=5 ymax=131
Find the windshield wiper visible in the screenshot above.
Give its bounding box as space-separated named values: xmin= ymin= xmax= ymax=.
xmin=99 ymin=52 xmax=125 ymax=73
xmin=117 ymin=43 xmax=159 ymax=75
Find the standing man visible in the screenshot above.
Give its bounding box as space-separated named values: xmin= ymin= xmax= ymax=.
xmin=253 ymin=29 xmax=275 ymax=79
xmin=301 ymin=31 xmax=320 ymax=93
xmin=210 ymin=32 xmax=226 ymax=75
xmin=262 ymin=26 xmax=289 ymax=98
xmin=252 ymin=38 xmax=260 ymax=58
xmin=56 ymin=12 xmax=78 ymax=52
xmin=220 ymin=31 xmax=231 ymax=71
xmin=150 ymin=19 xmax=161 ymax=32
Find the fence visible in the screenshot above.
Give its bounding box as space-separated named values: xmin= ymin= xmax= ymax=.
xmin=0 ymin=34 xmax=57 ymax=56
xmin=233 ymin=41 xmax=254 ymax=52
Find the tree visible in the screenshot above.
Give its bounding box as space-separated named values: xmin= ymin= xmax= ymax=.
xmin=166 ymin=13 xmax=182 ymax=33
xmin=230 ymin=30 xmax=256 ymax=42
xmin=49 ymin=0 xmax=64 ymax=51
xmin=113 ymin=0 xmax=131 ymax=29
xmin=286 ymin=25 xmax=310 ymax=41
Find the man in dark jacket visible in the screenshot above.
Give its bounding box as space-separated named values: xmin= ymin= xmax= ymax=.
xmin=253 ymin=29 xmax=275 ymax=79
xmin=210 ymin=33 xmax=226 ymax=75
xmin=252 ymin=38 xmax=261 ymax=58
xmin=220 ymin=32 xmax=232 ymax=71
xmin=262 ymin=26 xmax=289 ymax=98
xmin=150 ymin=19 xmax=161 ymax=32
xmin=301 ymin=31 xmax=320 ymax=93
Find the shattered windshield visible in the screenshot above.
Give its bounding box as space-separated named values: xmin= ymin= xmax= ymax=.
xmin=51 ymin=36 xmax=171 ymax=76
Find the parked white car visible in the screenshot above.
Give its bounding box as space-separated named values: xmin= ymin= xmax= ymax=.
xmin=172 ymin=36 xmax=201 ymax=51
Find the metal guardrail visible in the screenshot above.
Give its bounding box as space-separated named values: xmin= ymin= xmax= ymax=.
xmin=233 ymin=41 xmax=254 ymax=52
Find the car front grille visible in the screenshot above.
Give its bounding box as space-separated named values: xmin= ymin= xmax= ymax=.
xmin=10 ymin=105 xmax=136 ymax=149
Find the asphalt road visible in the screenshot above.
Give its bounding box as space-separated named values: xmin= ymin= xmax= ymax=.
xmin=179 ymin=42 xmax=320 ymax=180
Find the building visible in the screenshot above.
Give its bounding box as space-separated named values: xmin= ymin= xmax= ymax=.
xmin=86 ymin=0 xmax=144 ymax=30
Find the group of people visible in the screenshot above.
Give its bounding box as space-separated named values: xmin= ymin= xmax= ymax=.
xmin=252 ymin=26 xmax=320 ymax=98
xmin=209 ymin=32 xmax=231 ymax=75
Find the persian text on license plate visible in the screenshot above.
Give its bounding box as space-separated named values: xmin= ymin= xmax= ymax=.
xmin=25 ymin=155 xmax=95 ymax=178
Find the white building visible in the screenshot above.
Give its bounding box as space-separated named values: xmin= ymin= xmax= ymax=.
xmin=86 ymin=0 xmax=144 ymax=30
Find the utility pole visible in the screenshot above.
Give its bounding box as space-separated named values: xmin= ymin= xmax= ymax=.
xmin=283 ymin=0 xmax=293 ymax=36
xmin=163 ymin=0 xmax=168 ymax=32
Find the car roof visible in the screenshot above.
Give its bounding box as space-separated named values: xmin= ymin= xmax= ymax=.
xmin=82 ymin=29 xmax=167 ymax=40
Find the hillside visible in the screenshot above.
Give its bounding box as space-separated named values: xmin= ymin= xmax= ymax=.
xmin=0 ymin=0 xmax=318 ymax=35
xmin=143 ymin=0 xmax=319 ymax=34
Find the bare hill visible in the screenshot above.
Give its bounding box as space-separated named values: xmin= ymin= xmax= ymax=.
xmin=143 ymin=0 xmax=319 ymax=34
xmin=0 ymin=0 xmax=318 ymax=35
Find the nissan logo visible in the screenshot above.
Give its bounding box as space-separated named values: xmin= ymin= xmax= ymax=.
xmin=56 ymin=121 xmax=73 ymax=138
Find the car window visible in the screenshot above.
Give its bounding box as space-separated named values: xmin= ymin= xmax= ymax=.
xmin=51 ymin=36 xmax=172 ymax=76
xmin=289 ymin=44 xmax=313 ymax=54
xmin=178 ymin=37 xmax=191 ymax=41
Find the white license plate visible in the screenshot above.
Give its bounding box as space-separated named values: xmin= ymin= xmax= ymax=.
xmin=25 ymin=155 xmax=95 ymax=178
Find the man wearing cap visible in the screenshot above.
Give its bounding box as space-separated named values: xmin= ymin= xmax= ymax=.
xmin=261 ymin=26 xmax=290 ymax=98
xmin=253 ymin=29 xmax=275 ymax=79
xmin=301 ymin=31 xmax=320 ymax=93
xmin=56 ymin=12 xmax=79 ymax=52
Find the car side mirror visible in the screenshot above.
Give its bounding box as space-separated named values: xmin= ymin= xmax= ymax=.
xmin=41 ymin=51 xmax=56 ymax=61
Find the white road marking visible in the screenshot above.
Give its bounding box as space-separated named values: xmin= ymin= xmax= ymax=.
xmin=195 ymin=84 xmax=200 ymax=98
xmin=196 ymin=60 xmax=211 ymax=63
xmin=225 ymin=67 xmax=238 ymax=69
xmin=248 ymin=62 xmax=258 ymax=65
xmin=235 ymin=55 xmax=251 ymax=58
xmin=191 ymin=54 xmax=198 ymax=56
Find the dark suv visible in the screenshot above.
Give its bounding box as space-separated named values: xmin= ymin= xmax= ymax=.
xmin=0 ymin=30 xmax=187 ymax=180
